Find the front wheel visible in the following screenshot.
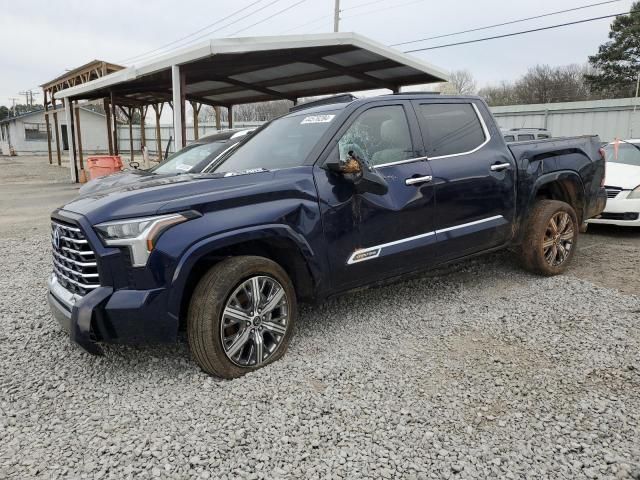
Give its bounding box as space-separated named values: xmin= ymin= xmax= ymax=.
xmin=187 ymin=256 xmax=297 ymax=378
xmin=518 ymin=200 xmax=579 ymax=276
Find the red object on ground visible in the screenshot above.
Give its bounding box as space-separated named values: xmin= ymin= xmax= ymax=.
xmin=86 ymin=155 xmax=123 ymax=180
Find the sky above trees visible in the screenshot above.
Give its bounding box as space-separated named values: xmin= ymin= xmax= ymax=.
xmin=0 ymin=0 xmax=636 ymax=107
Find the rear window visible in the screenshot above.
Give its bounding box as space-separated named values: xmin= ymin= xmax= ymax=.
xmin=416 ymin=103 xmax=486 ymax=157
xmin=517 ymin=134 xmax=535 ymax=141
xmin=603 ymin=143 xmax=640 ymax=166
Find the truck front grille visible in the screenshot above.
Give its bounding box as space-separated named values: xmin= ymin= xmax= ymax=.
xmin=51 ymin=220 xmax=100 ymax=296
xmin=605 ymin=186 xmax=623 ymax=198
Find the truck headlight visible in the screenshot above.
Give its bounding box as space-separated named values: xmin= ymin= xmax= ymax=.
xmin=94 ymin=212 xmax=196 ymax=266
xmin=628 ymin=185 xmax=640 ymax=199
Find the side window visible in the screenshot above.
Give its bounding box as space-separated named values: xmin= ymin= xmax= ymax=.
xmin=537 ymin=134 xmax=550 ymax=139
xmin=338 ymin=105 xmax=413 ymax=166
xmin=416 ymin=103 xmax=486 ymax=157
xmin=504 ymin=135 xmax=515 ymax=142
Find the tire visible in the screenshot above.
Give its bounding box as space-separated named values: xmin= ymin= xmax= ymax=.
xmin=518 ymin=200 xmax=579 ymax=276
xmin=187 ymin=256 xmax=297 ymax=379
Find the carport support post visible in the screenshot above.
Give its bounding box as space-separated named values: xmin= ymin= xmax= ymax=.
xmin=190 ymin=101 xmax=201 ymax=140
xmin=152 ymin=103 xmax=163 ymax=162
xmin=215 ymin=107 xmax=221 ymax=130
xmin=44 ymin=91 xmax=53 ymax=164
xmin=104 ymin=98 xmax=114 ymax=155
xmin=52 ymin=97 xmax=62 ymax=166
xmin=228 ymin=106 xmax=233 ymax=129
xmin=139 ymin=106 xmax=147 ymax=154
xmin=171 ymin=65 xmax=185 ymax=150
xmin=74 ymin=101 xmax=84 ymax=174
xmin=110 ymin=92 xmax=119 ymax=156
xmin=64 ymin=98 xmax=78 ymax=183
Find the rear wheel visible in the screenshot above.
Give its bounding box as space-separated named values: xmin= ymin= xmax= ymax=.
xmin=519 ymin=200 xmax=579 ymax=276
xmin=187 ymin=256 xmax=297 ymax=378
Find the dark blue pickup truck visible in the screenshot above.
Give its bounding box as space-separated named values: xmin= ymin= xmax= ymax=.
xmin=48 ymin=94 xmax=606 ymax=378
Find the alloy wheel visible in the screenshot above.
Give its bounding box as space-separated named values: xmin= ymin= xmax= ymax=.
xmin=542 ymin=211 xmax=574 ymax=267
xmin=220 ymin=275 xmax=289 ymax=367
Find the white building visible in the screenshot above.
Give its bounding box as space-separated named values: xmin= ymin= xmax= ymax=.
xmin=0 ymin=106 xmax=110 ymax=156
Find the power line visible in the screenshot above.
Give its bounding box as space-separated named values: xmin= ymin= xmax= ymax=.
xmin=278 ymin=13 xmax=331 ymax=34
xmin=118 ymin=0 xmax=266 ymax=63
xmin=341 ymin=0 xmax=387 ymax=12
xmin=392 ymin=0 xmax=622 ymax=46
xmin=120 ymin=0 xmax=289 ymax=64
xmin=404 ymin=11 xmax=630 ymax=53
xmin=229 ymin=0 xmax=308 ymax=36
xmin=342 ymin=0 xmax=425 ymax=20
xmin=280 ymin=0 xmax=422 ymax=34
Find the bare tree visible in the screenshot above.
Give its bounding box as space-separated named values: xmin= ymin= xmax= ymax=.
xmin=441 ymin=70 xmax=477 ymax=95
xmin=479 ymin=64 xmax=597 ymax=106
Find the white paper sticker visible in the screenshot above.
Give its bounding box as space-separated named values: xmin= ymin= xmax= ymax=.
xmin=301 ymin=114 xmax=335 ymax=124
xmin=175 ymin=164 xmax=192 ymax=172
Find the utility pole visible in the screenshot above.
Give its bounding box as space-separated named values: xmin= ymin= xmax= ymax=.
xmin=19 ymin=89 xmax=39 ymax=108
xmin=334 ymin=0 xmax=340 ymax=32
xmin=9 ymin=98 xmax=19 ymax=117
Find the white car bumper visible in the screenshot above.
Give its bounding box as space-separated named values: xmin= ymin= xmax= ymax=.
xmin=587 ymin=192 xmax=640 ymax=227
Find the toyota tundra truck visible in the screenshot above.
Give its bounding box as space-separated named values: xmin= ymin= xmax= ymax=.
xmin=48 ymin=94 xmax=606 ymax=378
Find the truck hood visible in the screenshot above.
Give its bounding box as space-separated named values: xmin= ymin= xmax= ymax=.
xmin=60 ymin=167 xmax=318 ymax=225
xmin=78 ymin=169 xmax=165 ymax=195
xmin=604 ymin=162 xmax=640 ymax=190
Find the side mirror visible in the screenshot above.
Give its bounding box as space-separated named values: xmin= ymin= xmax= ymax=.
xmin=325 ymin=146 xmax=388 ymax=196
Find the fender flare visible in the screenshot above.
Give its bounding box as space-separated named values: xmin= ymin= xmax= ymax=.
xmin=166 ymin=223 xmax=319 ymax=319
xmin=530 ymin=170 xmax=586 ymax=212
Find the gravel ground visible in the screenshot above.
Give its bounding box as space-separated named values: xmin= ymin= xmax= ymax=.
xmin=1 ymin=156 xmax=640 ymax=479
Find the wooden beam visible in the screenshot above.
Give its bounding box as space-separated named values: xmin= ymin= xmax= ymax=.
xmin=64 ymin=98 xmax=78 ymax=183
xmin=110 ymin=91 xmax=119 ymax=155
xmin=190 ymin=101 xmax=200 ymax=140
xmin=52 ymin=104 xmax=62 ymax=166
xmin=140 ymin=105 xmax=147 ymax=153
xmin=152 ymin=103 xmax=164 ymax=162
xmin=215 ymin=106 xmax=221 ymax=130
xmin=127 ymin=107 xmax=134 ymax=164
xmin=43 ymin=90 xmax=53 ymax=165
xmin=104 ymin=98 xmax=114 ymax=155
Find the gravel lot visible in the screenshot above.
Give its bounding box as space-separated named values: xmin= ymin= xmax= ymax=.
xmin=1 ymin=156 xmax=639 ymax=479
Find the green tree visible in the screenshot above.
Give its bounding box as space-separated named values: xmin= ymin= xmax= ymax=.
xmin=0 ymin=106 xmax=8 ymax=121
xmin=586 ymin=4 xmax=640 ymax=97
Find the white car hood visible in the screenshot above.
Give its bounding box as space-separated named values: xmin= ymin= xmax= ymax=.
xmin=605 ymin=162 xmax=640 ymax=190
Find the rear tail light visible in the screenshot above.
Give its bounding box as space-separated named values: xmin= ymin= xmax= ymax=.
xmin=599 ymin=147 xmax=606 ymax=187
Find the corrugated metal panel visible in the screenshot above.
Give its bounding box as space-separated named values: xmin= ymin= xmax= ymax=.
xmin=491 ymin=97 xmax=640 ymax=142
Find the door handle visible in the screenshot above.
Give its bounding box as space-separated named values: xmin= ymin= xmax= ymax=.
xmin=405 ymin=175 xmax=433 ymax=186
xmin=490 ymin=163 xmax=511 ymax=172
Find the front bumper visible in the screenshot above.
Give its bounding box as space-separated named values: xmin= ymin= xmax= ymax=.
xmin=48 ymin=273 xmax=177 ymax=354
xmin=587 ymin=194 xmax=640 ymax=227
xmin=48 ymin=274 xmax=112 ymax=354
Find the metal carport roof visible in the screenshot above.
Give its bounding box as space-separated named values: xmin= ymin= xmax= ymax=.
xmin=56 ymin=32 xmax=449 ymax=107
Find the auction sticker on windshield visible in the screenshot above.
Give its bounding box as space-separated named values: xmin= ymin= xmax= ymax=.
xmin=301 ymin=115 xmax=335 ymax=124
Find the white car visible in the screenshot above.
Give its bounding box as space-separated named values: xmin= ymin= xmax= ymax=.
xmin=588 ymin=139 xmax=640 ymax=227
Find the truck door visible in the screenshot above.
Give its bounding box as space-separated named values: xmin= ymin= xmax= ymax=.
xmin=410 ymin=99 xmax=516 ymax=261
xmin=313 ymin=101 xmax=437 ymax=290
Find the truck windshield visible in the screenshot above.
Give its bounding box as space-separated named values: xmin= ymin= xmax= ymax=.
xmin=210 ymin=110 xmax=339 ymax=174
xmin=152 ymin=141 xmax=230 ymax=174
xmin=603 ymin=143 xmax=640 ymax=167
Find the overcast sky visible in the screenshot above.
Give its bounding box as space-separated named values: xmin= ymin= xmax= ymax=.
xmin=0 ymin=0 xmax=634 ymax=107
